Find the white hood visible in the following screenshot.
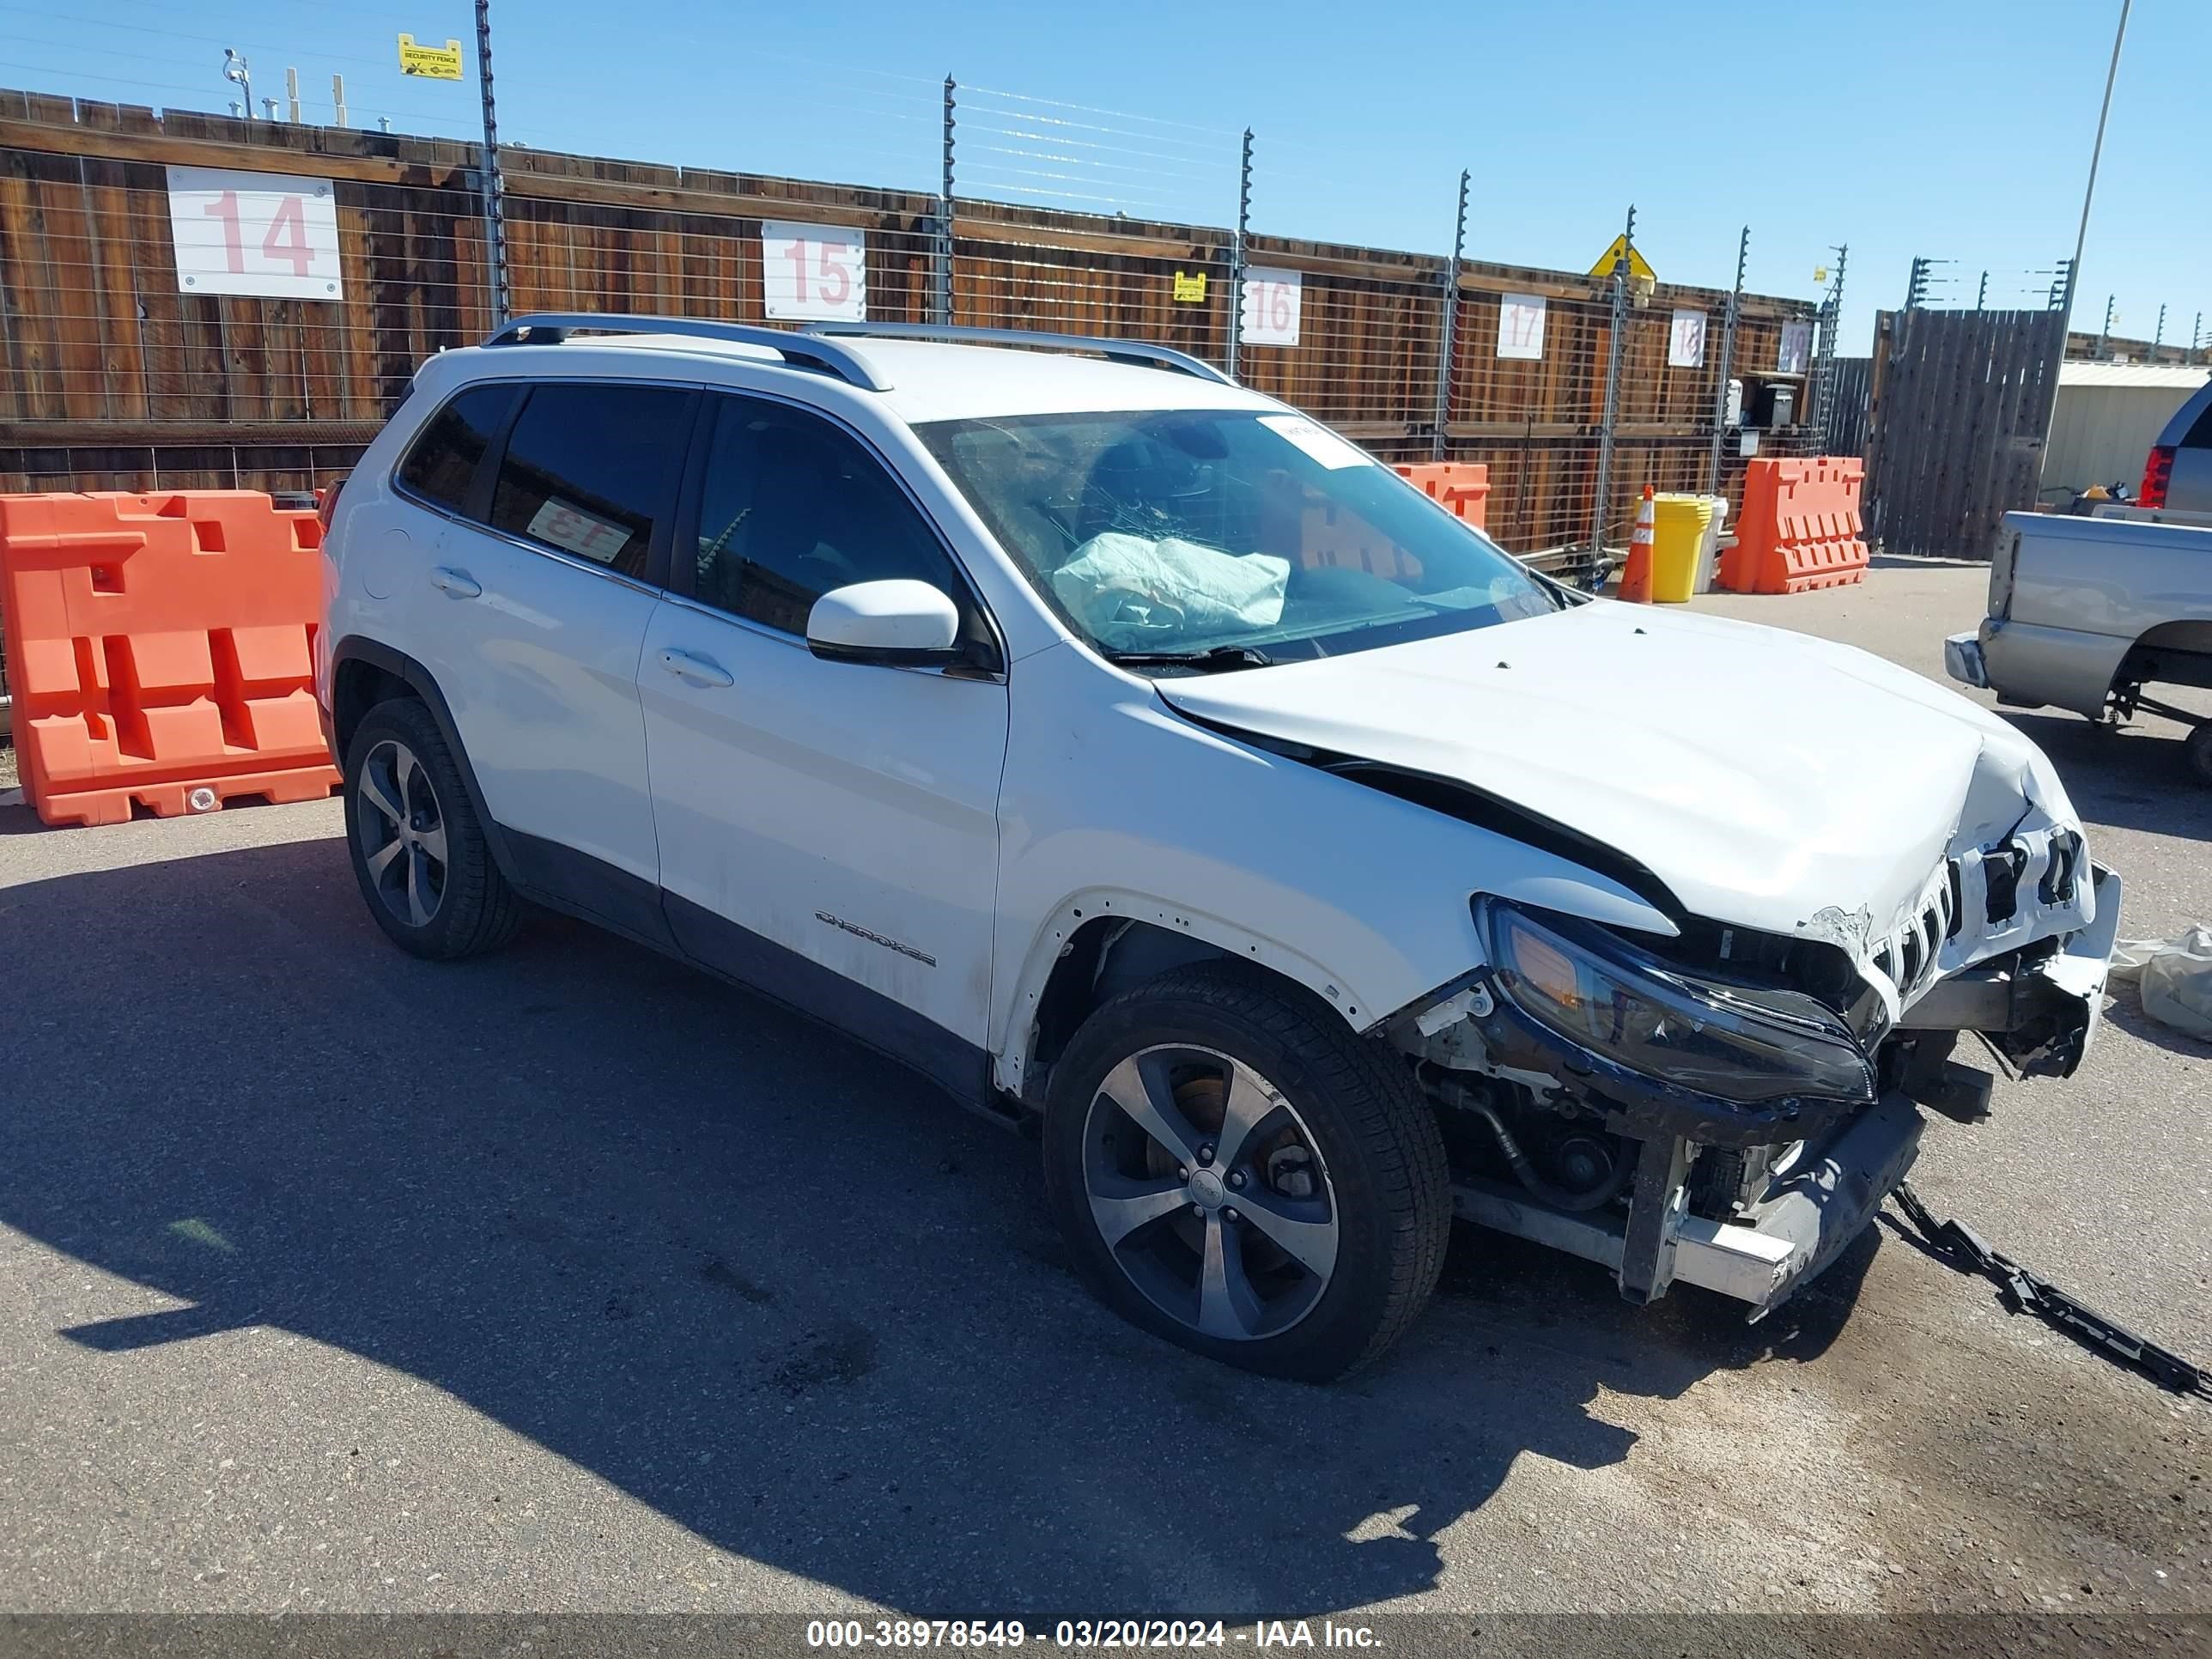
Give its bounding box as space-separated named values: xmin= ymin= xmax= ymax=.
xmin=1156 ymin=600 xmax=2085 ymax=963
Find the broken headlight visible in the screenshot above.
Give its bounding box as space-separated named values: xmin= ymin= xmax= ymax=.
xmin=1479 ymin=900 xmax=1876 ymax=1107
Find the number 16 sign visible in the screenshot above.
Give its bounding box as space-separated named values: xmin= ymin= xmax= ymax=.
xmin=166 ymin=166 xmax=343 ymax=300
xmin=762 ymin=220 xmax=868 ymax=322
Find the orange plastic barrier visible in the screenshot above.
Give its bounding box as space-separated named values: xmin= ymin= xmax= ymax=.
xmin=1717 ymin=456 xmax=1869 ymax=595
xmin=1393 ymin=461 xmax=1490 ymax=531
xmin=0 ymin=490 xmax=339 ymax=827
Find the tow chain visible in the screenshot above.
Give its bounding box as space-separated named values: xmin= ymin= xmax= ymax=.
xmin=1890 ymin=1181 xmax=2210 ymax=1400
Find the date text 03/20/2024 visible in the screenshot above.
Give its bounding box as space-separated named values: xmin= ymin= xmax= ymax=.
xmin=804 ymin=1620 xmax=1383 ymax=1649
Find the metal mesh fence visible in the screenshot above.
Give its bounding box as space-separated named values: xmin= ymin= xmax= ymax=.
xmin=0 ymin=82 xmax=1833 ymax=701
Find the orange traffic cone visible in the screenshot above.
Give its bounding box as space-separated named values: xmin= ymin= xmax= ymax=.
xmin=1619 ymin=485 xmax=1656 ymax=604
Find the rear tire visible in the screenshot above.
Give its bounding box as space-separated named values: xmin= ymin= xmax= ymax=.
xmin=2186 ymin=723 xmax=2212 ymax=787
xmin=1042 ymin=960 xmax=1449 ymax=1382
xmin=343 ymin=697 xmax=521 ymax=960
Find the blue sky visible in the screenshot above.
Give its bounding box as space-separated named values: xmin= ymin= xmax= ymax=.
xmin=5 ymin=0 xmax=2205 ymax=352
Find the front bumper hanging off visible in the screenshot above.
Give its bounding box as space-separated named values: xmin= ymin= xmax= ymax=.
xmin=1449 ymin=864 xmax=2122 ymax=1318
xmin=1454 ymin=1091 xmax=1924 ymax=1320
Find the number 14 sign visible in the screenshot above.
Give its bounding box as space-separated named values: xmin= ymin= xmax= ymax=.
xmin=166 ymin=166 xmax=343 ymax=300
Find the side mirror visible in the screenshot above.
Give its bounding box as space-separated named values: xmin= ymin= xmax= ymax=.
xmin=805 ymin=579 xmax=963 ymax=666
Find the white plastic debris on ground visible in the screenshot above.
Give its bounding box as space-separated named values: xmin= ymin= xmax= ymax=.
xmin=1050 ymin=532 xmax=1288 ymax=651
xmin=2109 ymin=927 xmax=2212 ymax=1041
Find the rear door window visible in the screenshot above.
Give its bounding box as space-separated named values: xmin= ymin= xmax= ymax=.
xmin=395 ymin=384 xmax=519 ymax=513
xmin=489 ymin=382 xmax=695 ymax=580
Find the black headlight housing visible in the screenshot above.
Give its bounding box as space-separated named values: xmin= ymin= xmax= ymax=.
xmin=1476 ymin=898 xmax=1877 ymax=1109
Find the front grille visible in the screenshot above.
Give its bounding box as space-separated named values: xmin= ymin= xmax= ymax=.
xmin=1984 ymin=844 xmax=2028 ymax=923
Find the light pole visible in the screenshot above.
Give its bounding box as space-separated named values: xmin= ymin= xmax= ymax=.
xmin=2063 ymin=0 xmax=2130 ymax=319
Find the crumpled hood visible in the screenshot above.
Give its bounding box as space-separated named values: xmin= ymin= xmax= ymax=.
xmin=1157 ymin=600 xmax=2084 ymax=960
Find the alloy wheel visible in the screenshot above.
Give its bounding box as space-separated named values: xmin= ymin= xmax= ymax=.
xmin=1080 ymin=1044 xmax=1340 ymax=1341
xmin=355 ymin=738 xmax=448 ymax=928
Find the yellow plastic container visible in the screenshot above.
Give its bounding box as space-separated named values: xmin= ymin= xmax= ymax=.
xmin=1650 ymin=494 xmax=1717 ymax=604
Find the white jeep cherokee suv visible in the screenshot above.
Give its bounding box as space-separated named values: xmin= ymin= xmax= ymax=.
xmin=318 ymin=314 xmax=2121 ymax=1380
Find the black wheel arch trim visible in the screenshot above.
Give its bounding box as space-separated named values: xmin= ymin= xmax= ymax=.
xmin=330 ymin=635 xmax=521 ymax=889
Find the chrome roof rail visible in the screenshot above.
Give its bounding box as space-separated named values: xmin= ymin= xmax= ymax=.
xmin=480 ymin=313 xmax=893 ymax=392
xmin=799 ymin=321 xmax=1237 ymax=386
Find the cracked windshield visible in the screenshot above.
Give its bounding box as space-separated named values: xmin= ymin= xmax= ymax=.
xmin=922 ymin=408 xmax=1560 ymax=665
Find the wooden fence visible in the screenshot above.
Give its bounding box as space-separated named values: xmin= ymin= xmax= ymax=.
xmin=0 ymin=87 xmax=1821 ymax=558
xmin=1820 ymin=356 xmax=1873 ymax=459
xmin=1863 ymin=307 xmax=2067 ymax=559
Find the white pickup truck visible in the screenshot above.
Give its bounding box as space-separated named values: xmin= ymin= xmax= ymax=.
xmin=1947 ymin=508 xmax=2212 ymax=784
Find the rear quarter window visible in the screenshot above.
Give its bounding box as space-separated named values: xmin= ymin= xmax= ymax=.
xmin=488 ymin=382 xmax=694 ymax=580
xmin=394 ymin=384 xmax=520 ymax=512
xmin=2184 ymin=387 xmax=2212 ymax=449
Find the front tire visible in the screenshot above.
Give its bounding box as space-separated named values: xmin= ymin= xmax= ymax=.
xmin=2186 ymin=723 xmax=2212 ymax=787
xmin=1042 ymin=961 xmax=1450 ymax=1382
xmin=343 ymin=697 xmax=521 ymax=960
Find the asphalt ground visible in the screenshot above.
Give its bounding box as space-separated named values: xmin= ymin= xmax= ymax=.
xmin=0 ymin=561 xmax=2205 ymax=1644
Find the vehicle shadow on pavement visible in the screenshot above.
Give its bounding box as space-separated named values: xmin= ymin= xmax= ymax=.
xmin=0 ymin=838 xmax=1868 ymax=1618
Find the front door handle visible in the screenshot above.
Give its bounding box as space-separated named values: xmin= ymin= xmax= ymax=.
xmin=429 ymin=566 xmax=483 ymax=599
xmin=659 ymin=647 xmax=735 ymax=689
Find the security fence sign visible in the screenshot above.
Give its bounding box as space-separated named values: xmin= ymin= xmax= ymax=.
xmin=1668 ymin=309 xmax=1707 ymax=368
xmin=1778 ymin=319 xmax=1813 ymax=375
xmin=166 ymin=167 xmax=343 ymax=300
xmin=1240 ymin=267 xmax=1302 ymax=347
xmin=1498 ymin=293 xmax=1547 ymax=360
xmin=1587 ymin=234 xmax=1656 ymax=283
xmin=397 ymin=34 xmax=465 ymax=79
xmin=1172 ymin=270 xmax=1207 ymax=303
xmin=761 ymin=221 xmax=867 ymax=321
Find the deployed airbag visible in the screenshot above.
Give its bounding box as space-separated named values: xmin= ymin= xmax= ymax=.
xmin=1050 ymin=532 xmax=1288 ymax=650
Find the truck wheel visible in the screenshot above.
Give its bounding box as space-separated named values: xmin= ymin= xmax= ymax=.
xmin=343 ymin=697 xmax=522 ymax=960
xmin=1042 ymin=960 xmax=1449 ymax=1382
xmin=2186 ymin=724 xmax=2212 ymax=787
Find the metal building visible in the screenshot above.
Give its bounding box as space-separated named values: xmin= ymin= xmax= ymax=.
xmin=2040 ymin=361 xmax=2209 ymax=504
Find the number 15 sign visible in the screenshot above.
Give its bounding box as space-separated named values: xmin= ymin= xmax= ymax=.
xmin=166 ymin=166 xmax=343 ymax=300
xmin=762 ymin=220 xmax=867 ymax=321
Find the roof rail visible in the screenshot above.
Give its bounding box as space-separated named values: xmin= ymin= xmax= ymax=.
xmin=480 ymin=313 xmax=893 ymax=392
xmin=800 ymin=321 xmax=1237 ymax=386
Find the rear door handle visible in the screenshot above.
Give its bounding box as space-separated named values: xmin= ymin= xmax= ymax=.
xmin=659 ymin=647 xmax=735 ymax=689
xmin=430 ymin=566 xmax=482 ymax=599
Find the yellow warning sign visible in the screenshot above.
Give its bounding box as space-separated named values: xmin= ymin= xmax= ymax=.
xmin=398 ymin=33 xmax=465 ymax=80
xmin=1173 ymin=270 xmax=1208 ymax=303
xmin=1587 ymin=234 xmax=1656 ymax=283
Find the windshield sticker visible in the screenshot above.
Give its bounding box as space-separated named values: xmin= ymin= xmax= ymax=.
xmin=1258 ymin=414 xmax=1375 ymax=471
xmin=526 ymin=497 xmax=631 ymax=564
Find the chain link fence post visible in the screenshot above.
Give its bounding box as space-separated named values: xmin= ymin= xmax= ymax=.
xmin=1226 ymin=128 xmax=1251 ymax=380
xmin=1432 ymin=169 xmax=1468 ymax=461
xmin=474 ymin=0 xmax=511 ymax=328
xmin=1810 ymin=243 xmax=1845 ymax=452
xmin=938 ymin=76 xmax=957 ymax=326
xmin=1589 ymin=204 xmax=1634 ymax=559
xmin=1705 ymin=226 xmax=1748 ymax=495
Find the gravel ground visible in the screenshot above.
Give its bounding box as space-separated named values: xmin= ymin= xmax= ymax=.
xmin=0 ymin=562 xmax=2205 ymax=1633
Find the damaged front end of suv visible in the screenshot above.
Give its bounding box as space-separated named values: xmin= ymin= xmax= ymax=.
xmin=1152 ymin=599 xmax=2124 ymax=1320
xmin=1379 ymin=821 xmax=2120 ymax=1320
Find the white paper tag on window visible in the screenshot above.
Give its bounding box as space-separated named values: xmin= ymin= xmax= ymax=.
xmin=1259 ymin=414 xmax=1373 ymax=471
xmin=526 ymin=497 xmax=631 ymax=564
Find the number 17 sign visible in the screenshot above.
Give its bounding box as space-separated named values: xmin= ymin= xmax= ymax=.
xmin=762 ymin=220 xmax=868 ymax=321
xmin=166 ymin=166 xmax=343 ymax=300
